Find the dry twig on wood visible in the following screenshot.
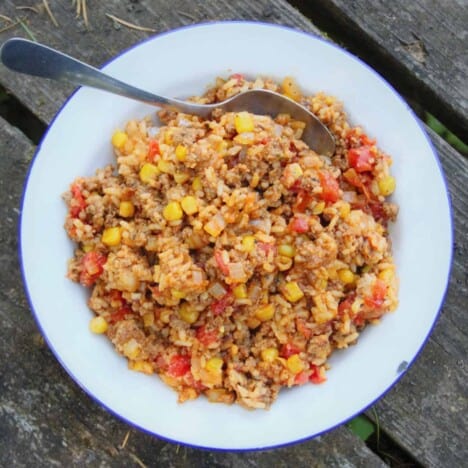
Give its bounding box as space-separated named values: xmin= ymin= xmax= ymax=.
xmin=105 ymin=13 xmax=156 ymax=33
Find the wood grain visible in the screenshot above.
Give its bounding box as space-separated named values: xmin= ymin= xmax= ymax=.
xmin=291 ymin=0 xmax=468 ymax=142
xmin=0 ymin=0 xmax=467 ymax=466
xmin=0 ymin=0 xmax=321 ymax=126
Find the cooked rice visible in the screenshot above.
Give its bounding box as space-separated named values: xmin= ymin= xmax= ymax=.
xmin=64 ymin=75 xmax=398 ymax=409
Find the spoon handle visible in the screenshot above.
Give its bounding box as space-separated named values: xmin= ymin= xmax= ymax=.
xmin=0 ymin=38 xmax=187 ymax=111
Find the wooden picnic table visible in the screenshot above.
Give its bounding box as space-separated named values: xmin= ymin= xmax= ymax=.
xmin=0 ymin=1 xmax=466 ymax=466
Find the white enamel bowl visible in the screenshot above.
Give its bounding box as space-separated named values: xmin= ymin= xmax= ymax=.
xmin=20 ymin=22 xmax=452 ymax=450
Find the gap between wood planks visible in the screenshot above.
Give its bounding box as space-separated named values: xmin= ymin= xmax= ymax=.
xmin=288 ymin=0 xmax=467 ymax=155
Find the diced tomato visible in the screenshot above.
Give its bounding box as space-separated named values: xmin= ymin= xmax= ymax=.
xmin=196 ymin=325 xmax=218 ymax=346
xmin=289 ymin=141 xmax=299 ymax=155
xmin=70 ymin=183 xmax=87 ymax=218
xmin=289 ymin=179 xmax=302 ymax=193
xmin=214 ymin=250 xmax=230 ymax=275
xmin=280 ymin=343 xmax=301 ymax=359
xmin=364 ymin=279 xmax=387 ymax=310
xmin=294 ymin=370 xmax=309 ymax=386
xmin=210 ymin=290 xmax=233 ymax=316
xmin=294 ymin=189 xmax=314 ymax=213
xmin=343 ymin=169 xmax=372 ymax=201
xmin=153 ymin=354 xmax=167 ymax=370
xmin=231 ymin=73 xmax=244 ymax=84
xmin=338 ymin=293 xmax=356 ymax=316
xmin=259 ymin=137 xmax=270 ymax=145
xmin=359 ymin=133 xmax=376 ymax=147
xmin=109 ymin=305 xmax=132 ymax=324
xmin=167 ymin=354 xmax=191 ymax=378
xmin=289 ymin=215 xmax=309 ymax=233
xmin=353 ymin=314 xmax=365 ymax=327
xmin=296 ymin=318 xmax=312 ymax=339
xmin=109 ymin=289 xmax=123 ymax=302
xmin=309 ymin=364 xmax=327 ymax=384
xmin=185 ymin=373 xmax=207 ymax=391
xmin=147 ymin=140 xmax=160 ymax=162
xmin=347 ymin=146 xmax=375 ymax=172
xmin=345 ymin=129 xmax=375 ymax=147
xmin=257 ymin=242 xmax=276 ymax=256
xmin=318 ymin=171 xmax=340 ymax=203
xmin=79 ymin=251 xmax=107 ymax=286
xmin=368 ymin=201 xmax=386 ymax=222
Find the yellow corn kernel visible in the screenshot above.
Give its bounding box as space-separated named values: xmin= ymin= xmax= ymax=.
xmin=379 ymin=268 xmax=394 ymax=283
xmin=378 ymin=175 xmax=396 ymax=196
xmin=250 ymin=172 xmax=260 ymax=188
xmin=139 ymin=163 xmax=160 ymax=184
xmin=288 ymin=162 xmax=304 ymax=179
xmin=290 ymin=120 xmax=306 ymax=131
xmin=278 ymin=244 xmax=296 ymax=258
xmin=111 ymin=130 xmax=128 ymax=148
xmin=143 ymin=312 xmax=154 ymax=327
xmin=286 ymin=354 xmax=304 ymax=374
xmin=101 ymin=226 xmax=122 ymax=246
xmin=282 ymin=281 xmax=304 ymax=303
xmin=179 ymin=302 xmax=200 ymax=324
xmin=129 ymin=360 xmax=153 ymax=374
xmin=82 ymin=244 xmax=93 ymax=253
xmin=205 ymin=357 xmax=223 ymax=373
xmin=234 ymin=112 xmax=254 ymax=133
xmin=157 ymin=159 xmax=174 ymax=174
xmin=317 ymin=278 xmax=328 ymax=290
xmin=261 ymin=347 xmax=279 ymax=363
xmin=203 ymin=216 xmax=225 ymax=238
xmin=171 ymin=289 xmax=186 ymax=299
xmin=233 ymin=284 xmax=248 ymax=299
xmin=338 ymin=268 xmax=355 ymax=284
xmin=217 ymin=140 xmax=228 ymax=156
xmin=230 ymin=344 xmax=239 ymax=356
xmin=163 ymin=201 xmax=183 ymax=221
xmin=276 ymin=255 xmax=293 ymax=271
xmin=339 ymin=202 xmax=351 ymax=218
xmin=192 ymin=176 xmax=203 ymax=191
xmin=123 ymin=339 xmax=141 ymax=360
xmin=164 ymin=129 xmax=173 ymax=145
xmin=240 ymin=235 xmax=256 ymax=253
xmin=282 ymin=76 xmax=301 ymax=101
xmin=181 ymin=196 xmax=199 ymax=215
xmin=119 ymin=201 xmax=135 ymax=218
xmin=89 ymin=316 xmax=108 ymax=334
xmin=351 ymin=298 xmax=363 ymax=314
xmin=255 ymin=304 xmax=275 ymax=322
xmin=247 ymin=317 xmax=261 ymax=329
xmin=175 ymin=144 xmax=188 ymax=161
xmin=174 ymin=172 xmax=190 ymax=184
xmin=313 ymin=201 xmax=326 ymax=215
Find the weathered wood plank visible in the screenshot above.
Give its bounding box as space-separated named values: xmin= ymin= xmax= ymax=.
xmin=291 ymin=0 xmax=468 ymax=142
xmin=0 ymin=0 xmax=467 ymax=466
xmin=0 ymin=0 xmax=321 ymax=126
xmin=365 ymin=128 xmax=468 ymax=467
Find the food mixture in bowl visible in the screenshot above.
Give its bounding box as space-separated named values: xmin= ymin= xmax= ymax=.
xmin=64 ymin=76 xmax=398 ymax=409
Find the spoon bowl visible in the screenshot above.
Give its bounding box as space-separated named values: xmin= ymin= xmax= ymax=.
xmin=0 ymin=37 xmax=335 ymax=156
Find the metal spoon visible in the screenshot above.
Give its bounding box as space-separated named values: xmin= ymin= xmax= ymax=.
xmin=0 ymin=37 xmax=335 ymax=156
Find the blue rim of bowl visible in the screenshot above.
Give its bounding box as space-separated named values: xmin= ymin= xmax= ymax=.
xmin=18 ymin=20 xmax=454 ymax=452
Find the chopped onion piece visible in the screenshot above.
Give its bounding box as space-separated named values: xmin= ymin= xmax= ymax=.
xmin=208 ymin=282 xmax=227 ymax=299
